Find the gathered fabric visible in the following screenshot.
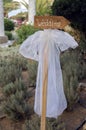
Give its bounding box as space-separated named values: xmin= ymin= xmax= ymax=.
xmin=19 ymin=29 xmax=78 ymax=118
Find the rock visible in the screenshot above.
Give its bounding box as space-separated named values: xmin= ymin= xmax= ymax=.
xmin=77 ymin=83 xmax=86 ymax=108
xmin=77 ymin=83 xmax=86 ymax=92
xmin=0 ymin=40 xmax=14 ymax=48
xmin=83 ymin=123 xmax=86 ymax=130
xmin=0 ymin=36 xmax=8 ymax=44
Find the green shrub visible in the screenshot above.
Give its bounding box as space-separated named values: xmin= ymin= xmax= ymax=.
xmin=27 ymin=60 xmax=38 ymax=87
xmin=77 ymin=37 xmax=86 ymax=80
xmin=61 ymin=51 xmax=79 ymax=110
xmin=5 ymin=31 xmax=13 ymax=40
xmin=52 ymin=0 xmax=86 ymax=32
xmin=3 ymin=79 xmax=33 ymax=121
xmin=4 ymin=18 xmax=14 ymax=31
xmin=3 ymin=82 xmax=16 ymax=96
xmin=0 ymin=46 xmax=38 ymax=88
xmin=16 ymin=25 xmax=40 ymax=44
xmin=0 ymin=54 xmax=28 ymax=87
xmin=0 ymin=59 xmax=22 ymax=87
xmin=24 ymin=117 xmax=66 ymax=130
xmin=79 ymin=37 xmax=86 ymax=54
xmin=54 ymin=31 xmax=86 ymax=110
xmin=77 ymin=47 xmax=86 ymax=80
xmin=78 ymin=60 xmax=86 ymax=81
xmin=9 ymin=55 xmax=28 ymax=71
xmin=36 ymin=0 xmax=52 ymax=15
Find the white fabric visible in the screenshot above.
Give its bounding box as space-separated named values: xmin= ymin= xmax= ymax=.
xmin=19 ymin=29 xmax=78 ymax=118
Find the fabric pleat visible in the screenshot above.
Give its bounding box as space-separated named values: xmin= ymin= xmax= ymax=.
xmin=19 ymin=29 xmax=78 ymax=118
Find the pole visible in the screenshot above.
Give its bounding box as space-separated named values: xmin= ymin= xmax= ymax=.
xmin=0 ymin=0 xmax=5 ymax=36
xmin=40 ymin=43 xmax=48 ymax=130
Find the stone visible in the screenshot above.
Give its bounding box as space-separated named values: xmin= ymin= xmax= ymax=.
xmin=83 ymin=123 xmax=86 ymax=130
xmin=0 ymin=36 xmax=8 ymax=44
xmin=77 ymin=83 xmax=86 ymax=108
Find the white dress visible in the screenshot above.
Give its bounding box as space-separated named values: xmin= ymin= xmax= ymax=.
xmin=19 ymin=29 xmax=78 ymax=118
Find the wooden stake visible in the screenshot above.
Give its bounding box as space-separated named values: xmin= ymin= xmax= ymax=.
xmin=34 ymin=15 xmax=70 ymax=130
xmin=40 ymin=44 xmax=48 ymax=130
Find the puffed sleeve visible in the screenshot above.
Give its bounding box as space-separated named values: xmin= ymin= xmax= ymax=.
xmin=19 ymin=31 xmax=42 ymax=61
xmin=54 ymin=30 xmax=78 ymax=52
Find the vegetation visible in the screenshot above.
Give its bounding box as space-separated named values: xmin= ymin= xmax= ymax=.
xmin=24 ymin=117 xmax=66 ymax=130
xmin=36 ymin=0 xmax=52 ymax=15
xmin=11 ymin=12 xmax=27 ymax=22
xmin=3 ymin=79 xmax=33 ymax=121
xmin=61 ymin=51 xmax=79 ymax=110
xmin=18 ymin=0 xmax=52 ymax=16
xmin=0 ymin=46 xmax=37 ymax=88
xmin=27 ymin=61 xmax=38 ymax=87
xmin=0 ymin=0 xmax=85 ymax=129
xmin=0 ymin=57 xmax=21 ymax=87
xmin=5 ymin=31 xmax=13 ymax=40
xmin=16 ymin=25 xmax=40 ymax=44
xmin=79 ymin=37 xmax=86 ymax=56
xmin=4 ymin=18 xmax=14 ymax=31
xmin=3 ymin=0 xmax=20 ymax=17
xmin=52 ymin=0 xmax=86 ymax=33
xmin=0 ymin=46 xmax=36 ymax=120
xmin=0 ymin=0 xmax=86 ymax=124
xmin=0 ymin=48 xmax=27 ymax=86
xmin=0 ymin=35 xmax=85 ymax=120
xmin=20 ymin=0 xmax=28 ymax=9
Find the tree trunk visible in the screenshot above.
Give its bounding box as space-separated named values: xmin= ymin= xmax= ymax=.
xmin=28 ymin=0 xmax=36 ymax=25
xmin=0 ymin=0 xmax=8 ymax=44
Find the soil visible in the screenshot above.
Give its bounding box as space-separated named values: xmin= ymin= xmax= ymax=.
xmin=61 ymin=103 xmax=86 ymax=130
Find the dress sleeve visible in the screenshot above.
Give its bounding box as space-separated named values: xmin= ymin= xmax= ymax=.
xmin=54 ymin=30 xmax=78 ymax=52
xmin=19 ymin=31 xmax=41 ymax=61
